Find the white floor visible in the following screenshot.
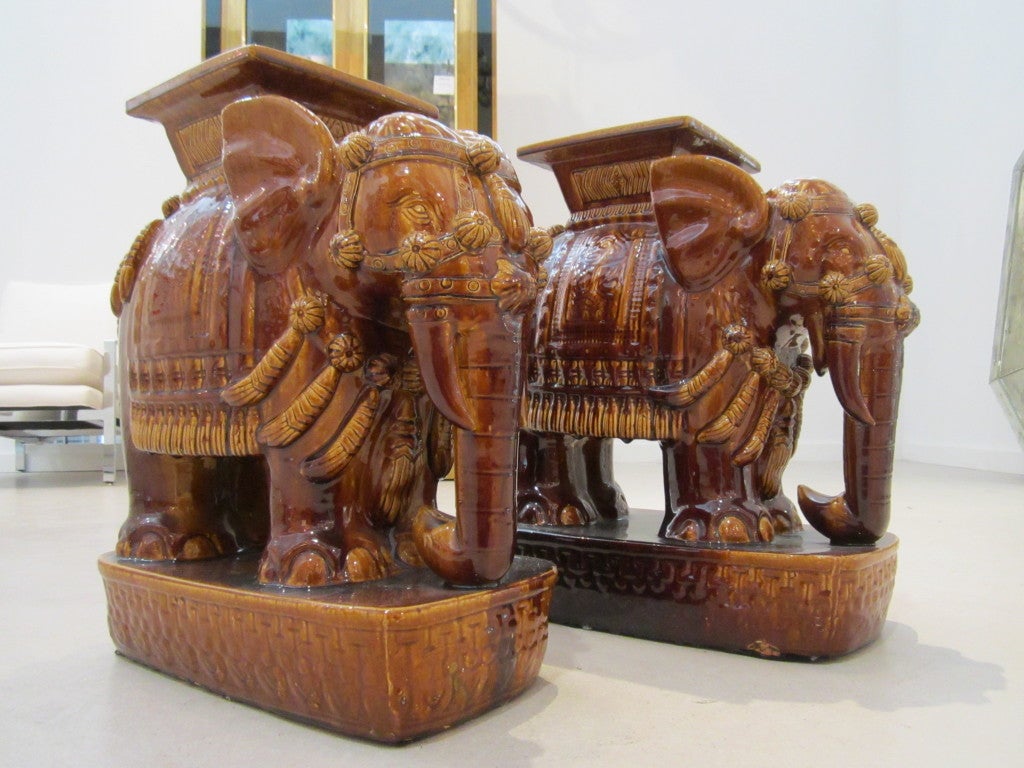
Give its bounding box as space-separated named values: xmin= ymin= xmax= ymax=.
xmin=1 ymin=459 xmax=1021 ymax=767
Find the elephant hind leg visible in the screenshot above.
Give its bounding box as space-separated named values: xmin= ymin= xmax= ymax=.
xmin=580 ymin=437 xmax=629 ymax=521
xmin=117 ymin=446 xmax=267 ymax=561
xmin=517 ymin=433 xmax=605 ymax=526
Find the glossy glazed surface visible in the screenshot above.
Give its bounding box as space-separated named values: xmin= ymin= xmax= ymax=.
xmin=518 ymin=119 xmax=918 ymax=547
xmin=99 ymin=552 xmax=556 ymax=742
xmin=112 ymin=46 xmax=543 ymax=589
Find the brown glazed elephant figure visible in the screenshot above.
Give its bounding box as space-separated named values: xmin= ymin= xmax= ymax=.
xmin=114 ymin=94 xmax=542 ymax=587
xmin=519 ymin=152 xmax=918 ymax=546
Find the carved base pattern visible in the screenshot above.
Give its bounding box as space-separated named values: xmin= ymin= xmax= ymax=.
xmin=99 ymin=553 xmax=557 ymax=742
xmin=515 ymin=511 xmax=897 ymax=659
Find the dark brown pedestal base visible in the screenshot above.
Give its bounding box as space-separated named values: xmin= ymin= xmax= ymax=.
xmin=516 ymin=510 xmax=896 ymax=660
xmin=98 ymin=553 xmax=557 ymax=743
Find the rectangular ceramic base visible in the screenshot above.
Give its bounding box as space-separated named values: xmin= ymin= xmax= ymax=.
xmin=99 ymin=553 xmax=557 ymax=742
xmin=516 ymin=510 xmax=896 ymax=659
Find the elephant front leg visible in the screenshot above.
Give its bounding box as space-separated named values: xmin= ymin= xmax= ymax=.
xmin=660 ymin=439 xmax=775 ymax=544
xmin=518 ymin=433 xmax=620 ymax=526
xmin=257 ymin=458 xmax=345 ymax=587
xmin=258 ymin=448 xmax=397 ymax=587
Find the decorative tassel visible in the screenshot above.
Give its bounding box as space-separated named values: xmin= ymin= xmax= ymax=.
xmin=427 ymin=411 xmax=454 ymax=479
xmin=301 ymin=388 xmax=380 ymax=482
xmin=698 ymin=371 xmax=761 ymax=443
xmin=379 ymin=397 xmax=418 ymax=524
xmin=258 ymin=366 xmax=341 ymax=448
xmin=380 ymin=450 xmax=414 ymax=523
xmin=221 ymin=294 xmax=327 ymax=406
xmin=651 ymin=349 xmax=733 ymax=407
xmin=221 ymin=326 xmax=304 ymax=406
xmin=734 ymin=389 xmax=782 ymax=466
xmin=760 ymin=403 xmax=795 ymax=500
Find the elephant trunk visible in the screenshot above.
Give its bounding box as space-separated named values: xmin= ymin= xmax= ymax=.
xmin=799 ymin=315 xmax=904 ymax=544
xmin=415 ymin=427 xmax=518 ymax=584
xmin=405 ymin=269 xmax=531 ymax=584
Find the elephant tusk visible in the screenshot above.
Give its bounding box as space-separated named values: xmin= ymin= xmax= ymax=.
xmin=825 ymin=337 xmax=877 ymax=427
xmin=406 ymin=306 xmax=478 ymax=432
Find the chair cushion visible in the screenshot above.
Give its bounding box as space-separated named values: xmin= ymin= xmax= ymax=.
xmin=0 ymin=343 xmax=105 ymax=389
xmin=0 ymin=384 xmax=104 ymax=410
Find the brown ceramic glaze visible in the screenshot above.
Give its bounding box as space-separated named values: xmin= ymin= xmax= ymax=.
xmin=517 ymin=118 xmax=918 ymax=547
xmin=517 ymin=511 xmax=897 ymax=659
xmin=99 ymin=553 xmax=556 ymax=742
xmin=111 ymin=47 xmax=545 ymax=589
xmin=103 ymin=46 xmax=555 ymax=741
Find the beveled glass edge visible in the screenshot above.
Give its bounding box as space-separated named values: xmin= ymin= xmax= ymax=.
xmin=991 ymin=149 xmax=1024 ymax=382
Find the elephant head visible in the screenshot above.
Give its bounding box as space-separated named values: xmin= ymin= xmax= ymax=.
xmin=221 ymin=95 xmax=541 ymax=585
xmin=651 ymin=154 xmax=918 ymax=545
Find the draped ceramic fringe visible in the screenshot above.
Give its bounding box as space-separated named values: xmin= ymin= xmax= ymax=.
xmin=523 ymin=391 xmax=684 ymax=441
xmin=257 ymin=365 xmax=342 ymax=448
xmin=221 ymin=327 xmax=304 ymax=407
xmin=130 ymin=401 xmax=259 ymax=456
xmin=698 ymin=371 xmax=761 ymax=443
xmin=301 ymin=388 xmax=381 ymax=482
xmin=734 ymin=389 xmax=782 ymax=467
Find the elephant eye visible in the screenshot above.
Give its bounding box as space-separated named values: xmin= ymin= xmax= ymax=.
xmin=392 ymin=192 xmax=439 ymax=232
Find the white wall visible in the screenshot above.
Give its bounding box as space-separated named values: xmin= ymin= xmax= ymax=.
xmin=894 ymin=0 xmax=1024 ymax=472
xmin=0 ymin=1 xmax=202 ymax=463
xmin=0 ymin=0 xmax=1021 ymax=474
xmin=496 ymin=0 xmax=1024 ymax=473
xmin=0 ymin=1 xmax=201 ymax=287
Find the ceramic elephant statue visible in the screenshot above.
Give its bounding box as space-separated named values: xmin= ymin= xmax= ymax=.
xmin=113 ymin=79 xmax=542 ymax=586
xmin=518 ymin=127 xmax=917 ymax=546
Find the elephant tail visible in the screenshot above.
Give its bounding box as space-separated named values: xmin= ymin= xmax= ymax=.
xmin=111 ymin=218 xmax=161 ymax=317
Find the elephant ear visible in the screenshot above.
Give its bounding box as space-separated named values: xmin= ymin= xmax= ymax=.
xmin=651 ymin=155 xmax=769 ymax=292
xmin=222 ymin=95 xmax=339 ymax=275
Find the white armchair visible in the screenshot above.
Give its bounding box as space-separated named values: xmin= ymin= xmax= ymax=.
xmin=0 ymin=281 xmax=121 ymax=481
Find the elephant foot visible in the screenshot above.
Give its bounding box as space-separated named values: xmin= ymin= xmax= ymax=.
xmin=259 ymin=536 xmax=344 ymax=587
xmin=395 ymin=531 xmax=425 ymax=568
xmin=588 ymin=482 xmax=630 ymax=522
xmin=116 ymin=516 xmax=233 ymax=561
xmin=763 ymin=492 xmax=804 ymax=534
xmin=258 ymin=533 xmax=396 ymax=587
xmin=344 ymin=546 xmax=394 ymax=582
xmin=660 ymin=502 xmax=775 ymax=544
xmin=517 ymin=490 xmax=603 ymax=527
xmin=518 ymin=498 xmax=596 ymax=526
